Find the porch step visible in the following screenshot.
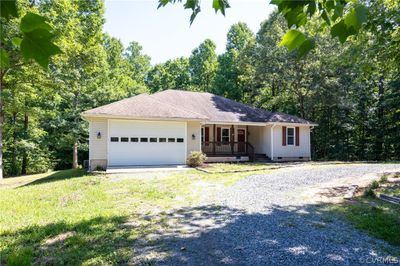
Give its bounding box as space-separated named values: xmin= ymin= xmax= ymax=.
xmin=254 ymin=154 xmax=272 ymax=163
xmin=254 ymin=153 xmax=271 ymax=163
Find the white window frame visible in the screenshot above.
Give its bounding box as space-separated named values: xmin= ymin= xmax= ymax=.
xmin=287 ymin=127 xmax=295 ymax=146
xmin=221 ymin=127 xmax=230 ymax=143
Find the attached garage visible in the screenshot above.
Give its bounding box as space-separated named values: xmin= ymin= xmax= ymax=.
xmin=107 ymin=120 xmax=187 ymax=166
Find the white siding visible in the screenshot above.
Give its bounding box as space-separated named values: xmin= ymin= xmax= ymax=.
xmin=272 ymin=125 xmax=311 ymax=159
xmin=187 ymin=121 xmax=201 ymax=156
xmin=89 ymin=117 xmax=108 ymax=160
xmin=248 ymin=126 xmax=269 ymax=155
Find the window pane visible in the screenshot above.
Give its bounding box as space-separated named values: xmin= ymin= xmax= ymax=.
xmin=110 ymin=137 xmax=119 ymax=142
xmin=140 ymin=138 xmax=148 ymax=142
xmin=222 ymin=128 xmax=230 ymax=142
xmin=177 ymin=138 xmax=184 ymax=143
xmin=222 ymin=128 xmax=229 ymax=137
xmin=159 ymin=138 xmax=166 ymax=142
xmin=150 ymin=138 xmax=157 ymax=142
xmin=168 ymin=138 xmax=175 ymax=142
xmin=131 ymin=137 xmax=138 ymax=142
xmin=121 ymin=137 xmax=129 ymax=142
xmin=287 ymin=128 xmax=294 ymax=145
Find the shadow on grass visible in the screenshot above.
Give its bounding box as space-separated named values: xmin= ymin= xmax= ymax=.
xmin=2 ymin=203 xmax=399 ymax=265
xmin=21 ymin=169 xmax=88 ymax=187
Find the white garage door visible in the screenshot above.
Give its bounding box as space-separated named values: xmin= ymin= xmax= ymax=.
xmin=108 ymin=120 xmax=186 ymax=166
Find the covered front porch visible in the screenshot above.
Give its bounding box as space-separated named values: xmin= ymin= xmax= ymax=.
xmin=200 ymin=123 xmax=269 ymax=162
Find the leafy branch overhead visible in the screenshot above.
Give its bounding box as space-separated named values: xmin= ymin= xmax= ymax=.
xmin=160 ymin=0 xmax=369 ymax=56
xmin=158 ymin=0 xmax=230 ymax=24
xmin=0 ymin=0 xmax=61 ymax=69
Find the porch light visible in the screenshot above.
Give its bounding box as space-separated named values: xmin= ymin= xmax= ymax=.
xmin=192 ymin=134 xmax=195 ymax=140
xmin=97 ymin=132 xmax=101 ymax=139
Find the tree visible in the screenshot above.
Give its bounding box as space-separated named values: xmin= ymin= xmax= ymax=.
xmin=146 ymin=57 xmax=191 ymax=92
xmin=0 ymin=1 xmax=61 ymax=179
xmin=124 ymin=41 xmax=151 ymax=95
xmin=215 ymin=22 xmax=255 ymax=101
xmin=38 ymin=0 xmax=108 ymax=169
xmin=161 ymin=0 xmax=396 ymax=57
xmin=189 ymin=39 xmax=218 ymax=92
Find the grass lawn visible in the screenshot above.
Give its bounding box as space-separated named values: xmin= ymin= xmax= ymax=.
xmin=333 ymin=173 xmax=400 ymax=247
xmin=199 ymin=162 xmax=277 ymax=173
xmin=0 ymin=166 xmax=267 ymax=265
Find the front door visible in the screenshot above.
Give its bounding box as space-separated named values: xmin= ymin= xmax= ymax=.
xmin=237 ymin=129 xmax=245 ymax=152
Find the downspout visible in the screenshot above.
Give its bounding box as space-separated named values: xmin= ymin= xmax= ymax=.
xmin=270 ymin=124 xmax=276 ymax=160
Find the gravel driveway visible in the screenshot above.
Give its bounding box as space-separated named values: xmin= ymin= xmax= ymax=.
xmin=134 ymin=163 xmax=400 ymax=265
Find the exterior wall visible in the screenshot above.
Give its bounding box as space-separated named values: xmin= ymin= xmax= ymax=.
xmin=248 ymin=126 xmax=270 ymax=156
xmin=272 ymin=125 xmax=311 ymax=160
xmin=89 ymin=117 xmax=108 ymax=170
xmin=187 ymin=121 xmax=201 ymax=156
xmin=206 ymin=156 xmax=249 ymax=163
xmin=265 ymin=125 xmax=272 ymax=158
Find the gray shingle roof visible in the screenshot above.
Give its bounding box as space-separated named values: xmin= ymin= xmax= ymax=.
xmin=82 ymin=89 xmax=315 ymax=124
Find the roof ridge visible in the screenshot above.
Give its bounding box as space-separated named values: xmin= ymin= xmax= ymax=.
xmin=148 ymin=93 xmax=209 ymax=119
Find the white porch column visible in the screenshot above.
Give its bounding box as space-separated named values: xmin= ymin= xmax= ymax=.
xmin=270 ymin=124 xmax=276 ymax=160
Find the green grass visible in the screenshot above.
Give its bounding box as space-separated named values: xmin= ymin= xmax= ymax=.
xmin=333 ymin=177 xmax=400 ymax=247
xmin=200 ymin=162 xmax=276 ymax=173
xmin=0 ymin=167 xmax=268 ymax=265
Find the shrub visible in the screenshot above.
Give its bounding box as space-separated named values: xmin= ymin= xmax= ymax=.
xmin=186 ymin=151 xmax=207 ymax=167
xmin=380 ymin=174 xmax=388 ymax=183
xmin=95 ymin=165 xmax=105 ymax=171
xmin=370 ymin=180 xmax=380 ymax=189
xmin=364 ymin=188 xmax=376 ymax=198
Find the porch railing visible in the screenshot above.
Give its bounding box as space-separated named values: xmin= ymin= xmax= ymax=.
xmin=201 ymin=141 xmax=255 ymax=161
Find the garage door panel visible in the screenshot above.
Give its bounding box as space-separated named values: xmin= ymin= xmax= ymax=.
xmin=108 ymin=120 xmax=186 ymax=166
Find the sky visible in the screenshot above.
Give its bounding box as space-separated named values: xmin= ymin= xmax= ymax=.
xmin=104 ymin=0 xmax=275 ymax=64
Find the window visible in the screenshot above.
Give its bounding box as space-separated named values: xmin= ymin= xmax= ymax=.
xmin=121 ymin=137 xmax=129 ymax=142
xmin=201 ymin=128 xmax=204 ymax=142
xmin=221 ymin=128 xmax=230 ymax=143
xmin=110 ymin=137 xmax=119 ymax=142
xmin=140 ymin=137 xmax=148 ymax=142
xmin=168 ymin=138 xmax=175 ymax=142
xmin=150 ymin=138 xmax=157 ymax=143
xmin=177 ymin=138 xmax=184 ymax=143
xmin=287 ymin=127 xmax=295 ymax=145
xmin=159 ymin=138 xmax=166 ymax=142
xmin=131 ymin=137 xmax=138 ymax=142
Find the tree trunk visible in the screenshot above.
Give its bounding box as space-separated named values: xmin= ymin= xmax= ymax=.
xmin=375 ymin=75 xmax=385 ymax=160
xmin=11 ymin=112 xmax=18 ymax=175
xmin=72 ymin=141 xmax=78 ymax=169
xmin=21 ymin=113 xmax=28 ymax=175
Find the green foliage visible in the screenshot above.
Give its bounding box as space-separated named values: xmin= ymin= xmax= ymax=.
xmin=164 ymin=0 xmax=372 ymax=56
xmin=0 ymin=0 xmax=18 ymax=20
xmin=363 ymin=187 xmax=376 ymax=198
xmin=1 ymin=3 xmax=61 ymax=69
xmin=0 ymin=48 xmax=9 ymax=69
xmin=380 ymin=174 xmax=388 ymax=183
xmin=186 ymin=151 xmax=207 ymax=167
xmin=370 ymin=180 xmax=380 ymax=189
xmin=189 ymin=39 xmax=218 ymax=92
xmin=336 ymin=199 xmax=400 ymax=246
xmin=147 ymin=57 xmax=191 ymax=92
xmin=158 ymin=0 xmax=229 ymax=24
